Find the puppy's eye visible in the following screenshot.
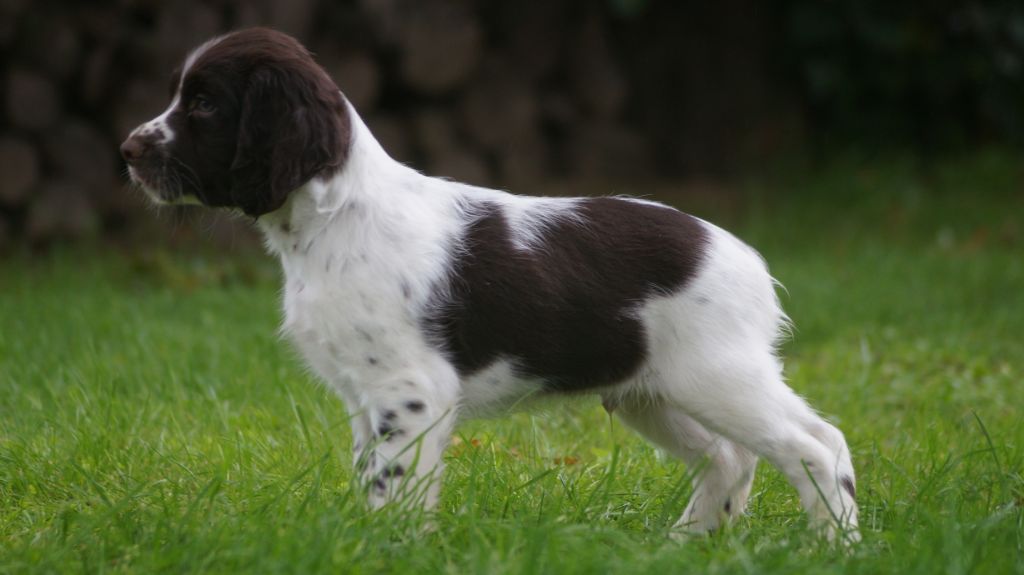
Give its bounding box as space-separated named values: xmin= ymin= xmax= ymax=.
xmin=189 ymin=95 xmax=217 ymax=116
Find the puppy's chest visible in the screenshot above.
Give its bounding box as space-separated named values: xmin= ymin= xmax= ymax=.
xmin=279 ymin=255 xmax=425 ymax=382
xmin=276 ymin=250 xmax=550 ymax=414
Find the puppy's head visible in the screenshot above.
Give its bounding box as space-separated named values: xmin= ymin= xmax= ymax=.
xmin=120 ymin=28 xmax=350 ymax=217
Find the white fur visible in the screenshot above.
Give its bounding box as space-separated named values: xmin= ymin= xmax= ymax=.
xmin=247 ymin=102 xmax=858 ymax=539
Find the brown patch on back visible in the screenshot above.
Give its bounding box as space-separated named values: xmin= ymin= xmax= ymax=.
xmin=426 ymin=197 xmax=708 ymax=392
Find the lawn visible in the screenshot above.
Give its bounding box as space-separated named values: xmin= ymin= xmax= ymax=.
xmin=1 ymin=153 xmax=1022 ymax=574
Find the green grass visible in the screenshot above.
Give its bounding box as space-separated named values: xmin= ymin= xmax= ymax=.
xmin=2 ymin=153 xmax=1023 ymax=573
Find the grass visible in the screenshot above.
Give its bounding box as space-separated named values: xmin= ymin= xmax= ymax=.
xmin=1 ymin=152 xmax=1023 ymax=573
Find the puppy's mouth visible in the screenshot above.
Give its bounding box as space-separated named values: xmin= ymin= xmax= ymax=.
xmin=127 ymin=163 xmax=203 ymax=207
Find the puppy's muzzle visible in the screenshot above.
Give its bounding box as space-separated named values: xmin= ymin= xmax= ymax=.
xmin=119 ymin=134 xmax=155 ymax=167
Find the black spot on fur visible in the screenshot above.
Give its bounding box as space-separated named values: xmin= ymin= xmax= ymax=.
xmin=281 ymin=222 xmax=291 ymax=234
xmin=367 ymin=356 xmax=379 ymax=366
xmin=405 ymin=400 xmax=425 ymax=413
xmin=376 ymin=422 xmax=404 ymax=440
xmin=400 ymin=280 xmax=412 ymax=300
xmin=373 ymin=477 xmax=386 ymax=492
xmin=382 ymin=410 xmax=397 ymax=421
xmin=424 ymin=198 xmax=708 ymax=392
xmin=381 ymin=464 xmax=405 ymax=478
xmin=724 ymin=499 xmax=731 ymax=513
xmin=840 ymin=475 xmax=856 ymax=499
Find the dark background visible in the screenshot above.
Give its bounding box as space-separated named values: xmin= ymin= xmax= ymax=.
xmin=1 ymin=0 xmax=1022 ymax=246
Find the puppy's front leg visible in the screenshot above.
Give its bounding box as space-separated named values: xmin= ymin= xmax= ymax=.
xmin=351 ymin=371 xmax=458 ymax=510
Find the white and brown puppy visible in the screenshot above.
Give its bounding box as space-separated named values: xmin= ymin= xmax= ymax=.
xmin=121 ymin=28 xmax=858 ymax=539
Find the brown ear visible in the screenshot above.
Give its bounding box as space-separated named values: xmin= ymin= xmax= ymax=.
xmin=230 ymin=65 xmax=350 ymax=216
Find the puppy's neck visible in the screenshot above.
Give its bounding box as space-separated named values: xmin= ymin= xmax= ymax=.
xmin=257 ymin=102 xmax=418 ymax=259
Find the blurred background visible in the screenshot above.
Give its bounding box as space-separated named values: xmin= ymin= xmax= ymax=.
xmin=0 ymin=0 xmax=1022 ymax=248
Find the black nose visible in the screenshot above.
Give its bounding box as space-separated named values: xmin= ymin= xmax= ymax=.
xmin=120 ymin=136 xmax=146 ymax=165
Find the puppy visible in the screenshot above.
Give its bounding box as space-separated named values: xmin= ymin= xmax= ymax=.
xmin=121 ymin=28 xmax=858 ymax=539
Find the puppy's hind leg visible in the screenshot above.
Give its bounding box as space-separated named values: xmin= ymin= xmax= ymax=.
xmin=660 ymin=351 xmax=860 ymax=541
xmin=614 ymin=399 xmax=759 ymax=534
